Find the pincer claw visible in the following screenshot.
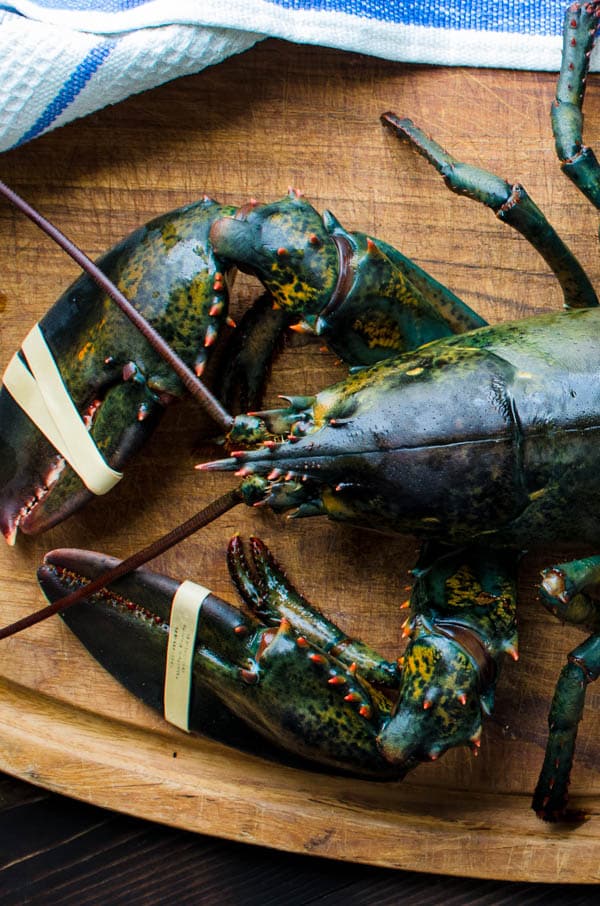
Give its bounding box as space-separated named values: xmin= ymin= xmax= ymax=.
xmin=36 ymin=540 xmax=399 ymax=776
xmin=1 ymin=198 xmax=237 ymax=543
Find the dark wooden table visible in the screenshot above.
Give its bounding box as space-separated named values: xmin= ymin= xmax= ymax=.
xmin=2 ymin=37 xmax=600 ymax=900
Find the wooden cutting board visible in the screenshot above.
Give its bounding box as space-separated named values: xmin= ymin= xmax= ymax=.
xmin=1 ymin=39 xmax=600 ymax=883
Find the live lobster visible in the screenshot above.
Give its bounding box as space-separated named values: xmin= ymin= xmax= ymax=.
xmin=1 ymin=1 xmax=600 ymax=824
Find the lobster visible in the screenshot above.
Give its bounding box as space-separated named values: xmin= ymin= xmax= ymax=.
xmin=1 ymin=1 xmax=600 ymax=824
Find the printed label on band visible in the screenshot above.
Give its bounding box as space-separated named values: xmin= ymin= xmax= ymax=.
xmin=2 ymin=323 xmax=122 ymax=495
xmin=164 ymin=580 xmax=211 ymax=732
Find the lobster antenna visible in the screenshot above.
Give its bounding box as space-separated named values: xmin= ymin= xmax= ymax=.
xmin=0 ymin=488 xmax=242 ymax=641
xmin=0 ymin=180 xmax=234 ymax=433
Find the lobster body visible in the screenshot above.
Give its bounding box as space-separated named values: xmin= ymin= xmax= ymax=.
xmin=216 ymin=307 xmax=600 ymax=548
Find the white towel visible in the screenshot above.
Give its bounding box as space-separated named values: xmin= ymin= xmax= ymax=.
xmin=0 ymin=1 xmax=597 ymax=152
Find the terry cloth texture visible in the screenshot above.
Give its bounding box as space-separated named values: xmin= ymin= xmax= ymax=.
xmin=0 ymin=1 xmax=598 ymax=151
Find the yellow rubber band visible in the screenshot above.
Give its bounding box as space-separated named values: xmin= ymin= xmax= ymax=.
xmin=2 ymin=323 xmax=122 ymax=495
xmin=164 ymin=580 xmax=211 ymax=732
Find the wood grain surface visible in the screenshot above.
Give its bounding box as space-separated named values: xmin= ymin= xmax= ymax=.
xmin=3 ymin=774 xmax=599 ymax=905
xmin=0 ymin=39 xmax=600 ymax=883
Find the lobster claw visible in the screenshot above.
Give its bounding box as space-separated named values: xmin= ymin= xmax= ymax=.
xmin=1 ymin=198 xmax=236 ymax=543
xmin=36 ymin=540 xmax=403 ymax=776
xmin=0 ymin=371 xmax=162 ymax=544
xmin=36 ymin=548 xmax=272 ymax=752
xmin=36 ymin=536 xmax=516 ymax=780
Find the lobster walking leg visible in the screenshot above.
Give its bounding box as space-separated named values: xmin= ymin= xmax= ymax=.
xmin=215 ymin=295 xmax=293 ymax=412
xmin=532 ymin=634 xmax=600 ymax=822
xmin=534 ymin=554 xmax=600 ymax=820
xmin=382 ymin=113 xmax=598 ymax=310
xmin=551 ymin=0 xmax=600 ymax=209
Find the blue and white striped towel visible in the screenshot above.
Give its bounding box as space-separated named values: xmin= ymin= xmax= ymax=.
xmin=0 ymin=1 xmax=596 ymax=152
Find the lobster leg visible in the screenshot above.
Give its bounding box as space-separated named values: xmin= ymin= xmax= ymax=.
xmin=382 ymin=113 xmax=598 ymax=310
xmin=215 ymin=294 xmax=293 ymax=413
xmin=551 ymin=0 xmax=600 ymax=209
xmin=532 ymin=633 xmax=600 ymax=822
xmin=534 ymin=554 xmax=600 ymax=820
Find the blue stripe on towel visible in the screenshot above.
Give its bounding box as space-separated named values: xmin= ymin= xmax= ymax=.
xmin=263 ymin=0 xmax=566 ymax=36
xmin=4 ymin=0 xmax=568 ymax=34
xmin=15 ymin=40 xmax=114 ymax=146
xmin=12 ymin=0 xmax=151 ymax=9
